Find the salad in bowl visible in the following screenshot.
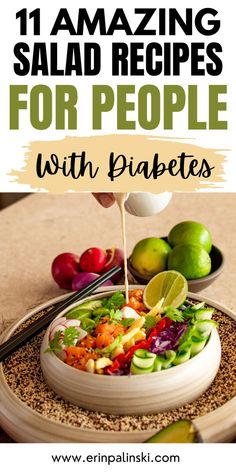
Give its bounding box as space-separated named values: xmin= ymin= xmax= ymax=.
xmin=45 ymin=288 xmax=217 ymax=377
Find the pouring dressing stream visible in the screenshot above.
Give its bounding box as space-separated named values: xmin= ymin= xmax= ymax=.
xmin=114 ymin=191 xmax=173 ymax=304
xmin=114 ymin=193 xmax=129 ymax=304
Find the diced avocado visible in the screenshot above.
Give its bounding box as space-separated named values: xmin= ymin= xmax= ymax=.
xmin=77 ymin=299 xmax=104 ymax=310
xmin=80 ymin=318 xmax=95 ymax=333
xmin=145 ymin=419 xmax=202 ymax=443
xmin=66 ymin=308 xmax=92 ymax=320
xmin=92 ymin=307 xmax=110 ymax=317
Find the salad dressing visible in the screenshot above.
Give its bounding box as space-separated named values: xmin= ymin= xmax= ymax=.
xmin=115 ymin=193 xmax=129 ymax=304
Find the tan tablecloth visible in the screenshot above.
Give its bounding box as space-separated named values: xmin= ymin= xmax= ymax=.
xmin=0 ymin=192 xmax=235 ymax=442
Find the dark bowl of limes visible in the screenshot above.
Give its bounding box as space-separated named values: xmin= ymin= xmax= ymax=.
xmin=128 ymin=221 xmax=225 ymax=293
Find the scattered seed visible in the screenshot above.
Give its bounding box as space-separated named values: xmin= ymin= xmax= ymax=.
xmin=2 ymin=302 xmax=236 ymax=433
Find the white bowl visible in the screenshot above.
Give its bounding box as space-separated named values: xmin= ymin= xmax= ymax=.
xmin=40 ymin=289 xmax=221 ymax=416
xmin=1 ymin=290 xmax=235 ymax=442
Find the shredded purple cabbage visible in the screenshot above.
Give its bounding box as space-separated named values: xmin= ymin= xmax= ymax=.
xmin=109 ymin=365 xmax=131 ymax=376
xmin=108 ymin=321 xmax=188 ymax=375
xmin=149 ymin=321 xmax=188 ymax=355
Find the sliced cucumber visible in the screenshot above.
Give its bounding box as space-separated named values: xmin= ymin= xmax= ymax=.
xmin=177 ymin=340 xmax=192 ymax=352
xmin=190 ymin=337 xmax=207 ymax=356
xmin=178 ymin=326 xmax=194 ymax=346
xmin=153 ymin=358 xmax=163 ymax=372
xmin=131 ymin=349 xmax=156 ymax=374
xmin=194 ymin=319 xmax=217 ymax=337
xmin=162 ymin=350 xmax=176 ymax=367
xmin=133 ymin=349 xmax=156 ymax=369
xmin=66 ymin=308 xmax=92 ymax=320
xmin=145 ymin=419 xmax=202 ymax=443
xmin=154 ymin=350 xmax=176 ymax=370
xmin=182 ymin=302 xmax=205 ymax=318
xmin=134 ymin=349 xmax=155 ymax=358
xmin=190 ymin=302 xmax=205 ymax=311
xmin=194 ymin=308 xmax=214 ymax=321
xmin=172 ymin=348 xmax=191 ymax=365
xmin=130 ymin=362 xmax=154 ymax=375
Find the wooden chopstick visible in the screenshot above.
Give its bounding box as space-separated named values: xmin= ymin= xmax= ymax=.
xmin=0 ymin=265 xmax=122 ymax=362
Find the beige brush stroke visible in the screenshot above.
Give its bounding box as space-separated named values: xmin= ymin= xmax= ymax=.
xmin=9 ymin=134 xmax=226 ymax=193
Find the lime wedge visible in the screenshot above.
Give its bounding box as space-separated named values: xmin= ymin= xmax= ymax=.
xmin=143 ymin=270 xmax=188 ymax=310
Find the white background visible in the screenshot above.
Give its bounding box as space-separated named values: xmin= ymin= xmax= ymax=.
xmin=0 ymin=443 xmax=234 ymax=471
xmin=0 ymin=0 xmax=235 ymax=190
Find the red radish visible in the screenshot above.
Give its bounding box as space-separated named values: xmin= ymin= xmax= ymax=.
xmin=79 ymin=247 xmax=106 ymax=273
xmin=101 ymin=248 xmax=124 ymax=282
xmin=72 ymin=272 xmax=113 ymax=291
xmin=51 ymin=252 xmax=80 ymax=290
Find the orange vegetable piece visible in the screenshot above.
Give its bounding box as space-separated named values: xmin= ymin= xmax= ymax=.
xmin=129 ymin=289 xmax=144 ymax=301
xmin=95 ymin=318 xmax=112 ymax=335
xmin=96 ymin=333 xmax=114 ymax=349
xmin=95 ymin=319 xmax=124 ymax=337
xmin=79 ymin=335 xmax=96 ymax=349
xmin=65 ymin=346 xmax=99 ymax=371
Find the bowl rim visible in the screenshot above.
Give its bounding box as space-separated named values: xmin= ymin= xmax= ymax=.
xmin=128 ymin=242 xmax=225 ymax=283
xmin=42 ymin=288 xmax=219 ymax=381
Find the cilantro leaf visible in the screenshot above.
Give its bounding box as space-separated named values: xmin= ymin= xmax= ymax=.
xmin=144 ymin=315 xmax=157 ymax=331
xmin=63 ymin=326 xmax=81 ymax=346
xmin=164 ymin=307 xmax=184 ymax=323
xmin=45 ymin=330 xmax=63 ymax=353
xmin=110 ymin=309 xmax=123 ymax=322
xmin=103 ymin=291 xmax=125 ymax=310
xmin=46 ymin=326 xmax=83 ymax=354
xmin=121 ymin=317 xmax=135 ymax=327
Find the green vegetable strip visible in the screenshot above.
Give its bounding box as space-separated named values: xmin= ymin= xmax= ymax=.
xmin=66 ymin=308 xmax=92 ymax=320
xmin=190 ymin=338 xmax=207 ymax=356
xmin=173 ymin=348 xmax=191 ymax=365
xmin=153 ymin=350 xmax=176 ymax=371
xmin=131 ymin=349 xmax=156 ymax=374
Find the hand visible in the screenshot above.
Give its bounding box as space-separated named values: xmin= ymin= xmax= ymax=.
xmin=92 ymin=193 xmax=115 ymax=208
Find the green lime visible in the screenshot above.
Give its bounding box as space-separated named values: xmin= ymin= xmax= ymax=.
xmin=168 ymin=244 xmax=211 ymax=280
xmin=168 ymin=221 xmax=212 ymax=253
xmin=143 ymin=270 xmax=188 ymax=310
xmin=130 ymin=237 xmax=171 ymax=276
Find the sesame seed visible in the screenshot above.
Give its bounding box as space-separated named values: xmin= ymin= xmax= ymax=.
xmin=2 ymin=301 xmax=236 ymax=433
